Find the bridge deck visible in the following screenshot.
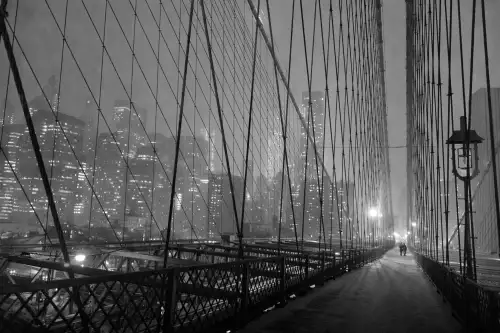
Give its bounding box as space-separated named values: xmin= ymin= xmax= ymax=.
xmin=240 ymin=248 xmax=462 ymax=333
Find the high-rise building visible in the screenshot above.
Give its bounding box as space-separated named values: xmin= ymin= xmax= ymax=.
xmin=1 ymin=99 xmax=17 ymax=126
xmin=81 ymin=98 xmax=98 ymax=158
xmin=174 ymin=136 xmax=210 ymax=238
xmin=73 ymin=99 xmax=98 ymax=227
xmin=200 ymin=128 xmax=216 ymax=173
xmin=127 ymin=146 xmax=156 ymax=218
xmin=113 ymin=100 xmax=148 ymax=158
xmin=14 ymin=109 xmax=84 ymax=231
xmin=336 ymin=181 xmax=355 ymax=240
xmin=28 ymin=75 xmax=60 ymax=117
xmin=207 ymin=173 xmax=244 ymax=237
xmin=298 ymin=91 xmax=326 ymax=240
xmin=267 ymin=130 xmax=283 ymax=180
xmin=300 ymin=91 xmax=325 ymax=165
xmin=90 ymin=132 xmax=127 ymax=227
xmin=73 ymin=157 xmax=91 ymax=226
xmin=0 ymin=124 xmax=24 ymax=225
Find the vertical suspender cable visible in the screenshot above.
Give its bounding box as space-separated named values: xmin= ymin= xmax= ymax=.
xmin=163 ymin=0 xmax=196 ymax=268
xmin=240 ymin=0 xmax=261 ymax=256
xmin=200 ymin=0 xmax=244 ymax=258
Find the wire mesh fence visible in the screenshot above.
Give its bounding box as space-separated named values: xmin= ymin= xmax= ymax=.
xmin=0 ymin=246 xmax=391 ymax=333
xmin=414 ymin=251 xmax=500 ymax=332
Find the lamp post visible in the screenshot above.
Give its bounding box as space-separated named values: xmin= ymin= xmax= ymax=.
xmin=446 ymin=116 xmax=484 ymax=280
xmin=368 ymin=208 xmax=382 ymax=248
xmin=411 ymin=222 xmax=417 ymax=248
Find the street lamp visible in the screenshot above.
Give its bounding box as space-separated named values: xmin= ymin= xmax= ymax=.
xmin=447 ymin=116 xmax=484 ymax=181
xmin=368 ymin=208 xmax=381 ymax=218
xmin=446 ymin=116 xmax=484 ymax=280
xmin=368 ymin=207 xmax=382 ymax=248
xmin=75 ymin=254 xmax=86 ymax=262
xmin=410 ymin=222 xmax=417 ymax=247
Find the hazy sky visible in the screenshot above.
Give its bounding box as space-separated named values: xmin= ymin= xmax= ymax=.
xmin=381 ymin=0 xmax=406 ymax=227
xmin=267 ymin=0 xmax=408 ymax=224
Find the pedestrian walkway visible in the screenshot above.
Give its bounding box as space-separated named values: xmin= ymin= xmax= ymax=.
xmin=240 ymin=248 xmax=462 ymax=333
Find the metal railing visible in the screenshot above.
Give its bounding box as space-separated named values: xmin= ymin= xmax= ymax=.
xmin=413 ymin=251 xmax=500 ymax=332
xmin=0 ymin=246 xmax=391 ymax=333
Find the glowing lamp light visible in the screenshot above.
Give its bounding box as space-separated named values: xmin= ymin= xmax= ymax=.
xmin=411 ymin=222 xmax=417 ymax=227
xmin=75 ymin=254 xmax=86 ymax=262
xmin=368 ymin=208 xmax=382 ymax=218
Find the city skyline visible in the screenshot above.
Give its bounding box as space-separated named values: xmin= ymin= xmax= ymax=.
xmin=0 ymin=76 xmax=351 ymax=243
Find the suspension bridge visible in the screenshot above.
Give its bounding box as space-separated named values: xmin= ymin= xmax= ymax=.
xmin=0 ymin=0 xmax=499 ymax=332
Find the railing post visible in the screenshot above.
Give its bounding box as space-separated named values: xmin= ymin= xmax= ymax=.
xmin=341 ymin=250 xmax=345 ymax=271
xmin=240 ymin=261 xmax=250 ymax=326
xmin=162 ymin=268 xmax=179 ymax=332
xmin=316 ymin=251 xmax=326 ymax=286
xmin=280 ymin=256 xmax=286 ymax=299
xmin=488 ymin=290 xmax=500 ymax=330
xmin=321 ymin=251 xmax=325 ymax=272
xmin=305 ymin=254 xmax=310 ymax=280
xmin=333 ymin=251 xmax=336 ymax=271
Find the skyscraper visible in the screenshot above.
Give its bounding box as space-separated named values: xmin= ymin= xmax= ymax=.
xmin=267 ymin=130 xmax=283 ymax=180
xmin=200 ymin=128 xmax=216 ymax=173
xmin=127 ymin=146 xmax=156 ymax=219
xmin=298 ymin=91 xmax=326 ymax=240
xmin=174 ymin=136 xmax=210 ymax=238
xmin=208 ymin=173 xmax=244 ymax=237
xmin=300 ymin=91 xmax=325 ymax=165
xmin=113 ymin=100 xmax=148 ymax=158
xmin=81 ymin=98 xmax=98 ymax=158
xmin=90 ymin=132 xmax=127 ymax=227
xmin=1 ymin=99 xmax=17 ymax=126
xmin=15 ymin=110 xmax=84 ymax=230
xmin=0 ymin=124 xmax=24 ymax=224
xmin=28 ymin=75 xmax=60 ymax=117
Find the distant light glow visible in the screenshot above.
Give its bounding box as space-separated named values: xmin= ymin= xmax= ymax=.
xmin=411 ymin=222 xmax=417 ymax=227
xmin=75 ymin=254 xmax=86 ymax=262
xmin=368 ymin=208 xmax=381 ymax=218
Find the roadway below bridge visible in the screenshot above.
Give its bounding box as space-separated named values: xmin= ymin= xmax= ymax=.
xmin=239 ymin=248 xmax=462 ymax=333
xmin=446 ymin=250 xmax=500 ymax=291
